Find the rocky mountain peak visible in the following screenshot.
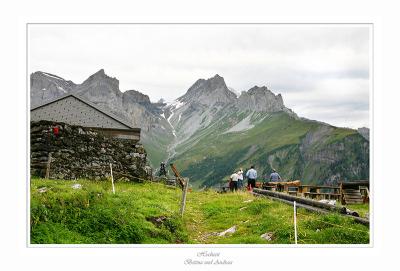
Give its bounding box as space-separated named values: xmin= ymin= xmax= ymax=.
xmin=247 ymin=85 xmax=271 ymax=94
xmin=208 ymin=73 xmax=225 ymax=86
xmin=80 ymin=69 xmax=118 ymax=86
xmin=74 ymin=69 xmax=120 ymax=95
xmin=95 ymin=68 xmax=105 ymax=75
xmin=123 ymin=90 xmax=151 ymax=105
xmin=238 ymin=85 xmax=286 ymax=112
xmin=32 ymin=71 xmax=66 ymax=81
xmin=30 ymin=71 xmax=77 ymax=108
xmin=68 ymin=69 xmax=123 ymax=117
xmin=179 ymin=74 xmax=236 ymax=106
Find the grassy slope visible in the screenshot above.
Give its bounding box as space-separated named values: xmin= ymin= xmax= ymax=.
xmin=31 ymin=178 xmax=369 ymax=244
xmin=141 ymin=131 xmax=173 ymax=168
xmin=173 ymin=112 xmax=361 ymax=187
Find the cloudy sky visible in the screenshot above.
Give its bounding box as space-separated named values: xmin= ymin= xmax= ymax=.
xmin=29 ymin=24 xmax=370 ymax=128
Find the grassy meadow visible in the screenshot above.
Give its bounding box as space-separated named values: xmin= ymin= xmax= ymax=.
xmin=30 ymin=178 xmax=369 ymax=244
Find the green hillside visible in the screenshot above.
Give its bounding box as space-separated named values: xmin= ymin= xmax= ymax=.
xmin=31 ymin=178 xmax=369 ymax=244
xmin=172 ymin=112 xmax=369 ymax=188
xmin=141 ymin=131 xmax=173 ymax=168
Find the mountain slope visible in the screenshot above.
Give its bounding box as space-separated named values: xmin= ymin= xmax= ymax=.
xmin=172 ymin=112 xmax=368 ymax=187
xmin=164 ymin=75 xmax=369 ymax=187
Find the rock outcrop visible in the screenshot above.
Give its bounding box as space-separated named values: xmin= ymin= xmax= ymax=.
xmin=30 ymin=72 xmax=77 ymax=108
xmin=237 ymin=86 xmax=295 ymax=116
xmin=73 ymin=69 xmax=125 ymax=118
xmin=357 ymin=127 xmax=370 ymax=141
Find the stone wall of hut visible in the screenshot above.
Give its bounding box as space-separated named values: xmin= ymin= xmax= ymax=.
xmin=30 ymin=120 xmax=151 ymax=181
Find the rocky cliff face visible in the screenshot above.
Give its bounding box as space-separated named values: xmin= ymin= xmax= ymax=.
xmin=30 ymin=72 xmax=77 ymax=108
xmin=123 ymin=90 xmax=163 ymax=115
xmin=238 ymin=86 xmax=284 ymax=112
xmin=163 ymin=75 xmax=239 ymax=146
xmin=298 ymin=125 xmax=369 ymax=184
xmin=236 ymin=86 xmax=297 ymax=117
xmin=357 ymin=127 xmax=370 ymax=141
xmin=73 ymin=69 xmax=124 ymax=115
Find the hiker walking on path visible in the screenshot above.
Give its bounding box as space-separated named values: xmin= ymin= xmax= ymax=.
xmin=230 ymin=171 xmax=239 ymax=192
xmin=246 ymin=166 xmax=257 ymax=189
xmin=237 ymin=168 xmax=244 ymax=189
xmin=269 ymin=169 xmax=282 ymax=182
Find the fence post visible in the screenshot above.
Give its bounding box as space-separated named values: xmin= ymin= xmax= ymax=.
xmin=45 ymin=152 xmax=52 ymax=179
xmin=294 ymin=201 xmax=298 ymax=244
xmin=180 ymin=178 xmax=189 ymax=217
xmin=110 ymin=163 xmax=115 ymax=194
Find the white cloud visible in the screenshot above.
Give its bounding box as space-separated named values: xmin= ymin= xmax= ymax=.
xmin=29 ymin=24 xmax=370 ymax=128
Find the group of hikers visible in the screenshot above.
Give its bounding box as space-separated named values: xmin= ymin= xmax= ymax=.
xmin=229 ymin=165 xmax=282 ymax=192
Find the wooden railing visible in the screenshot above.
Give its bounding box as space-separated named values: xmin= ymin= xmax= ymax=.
xmin=261 ymin=182 xmax=341 ymax=201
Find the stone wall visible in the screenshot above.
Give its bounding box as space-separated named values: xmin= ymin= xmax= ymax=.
xmin=30 ymin=120 xmax=152 ymax=181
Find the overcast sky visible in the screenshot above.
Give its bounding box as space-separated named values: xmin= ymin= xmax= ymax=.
xmin=29 ymin=24 xmax=370 ymax=128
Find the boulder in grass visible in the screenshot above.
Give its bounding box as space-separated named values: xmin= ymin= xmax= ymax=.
xmin=218 ymin=225 xmax=237 ymax=236
xmin=260 ymin=232 xmax=274 ymax=241
xmin=71 ymin=183 xmax=82 ymax=189
xmin=38 ymin=187 xmax=47 ymax=193
xmin=146 ymin=215 xmax=167 ymax=227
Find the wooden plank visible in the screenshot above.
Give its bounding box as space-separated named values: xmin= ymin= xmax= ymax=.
xmin=344 ymin=190 xmax=361 ymax=193
xmin=299 ymin=185 xmax=340 ymax=189
xmin=341 ymin=181 xmax=369 ymax=187
xmin=345 ymin=196 xmax=363 ymax=199
xmin=170 ymin=163 xmax=185 ymax=189
xmin=305 ymin=192 xmax=341 ymax=196
xmin=267 ymin=180 xmax=301 ymax=186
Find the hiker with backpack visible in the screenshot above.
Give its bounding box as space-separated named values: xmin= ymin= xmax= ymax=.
xmin=246 ymin=166 xmax=257 ymax=189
